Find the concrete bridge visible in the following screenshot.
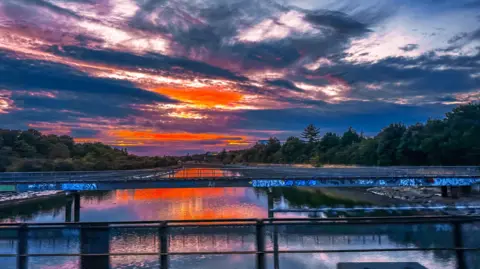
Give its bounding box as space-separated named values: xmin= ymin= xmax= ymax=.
xmin=0 ymin=166 xmax=479 ymax=196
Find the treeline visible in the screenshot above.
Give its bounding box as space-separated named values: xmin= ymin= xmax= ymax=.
xmin=218 ymin=103 xmax=480 ymax=166
xmin=0 ymin=129 xmax=179 ymax=172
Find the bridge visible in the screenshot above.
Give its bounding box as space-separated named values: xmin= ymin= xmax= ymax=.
xmin=0 ymin=166 xmax=479 ymax=193
xmin=0 ymin=215 xmax=479 ymax=269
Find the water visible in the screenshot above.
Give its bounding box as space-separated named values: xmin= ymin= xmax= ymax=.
xmin=0 ymin=168 xmax=479 ymax=269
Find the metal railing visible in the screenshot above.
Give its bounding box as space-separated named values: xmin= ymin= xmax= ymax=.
xmin=0 ymin=215 xmax=479 ymax=269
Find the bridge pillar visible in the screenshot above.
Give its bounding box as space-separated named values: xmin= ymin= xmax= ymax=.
xmin=441 ymin=186 xmax=449 ymax=197
xmin=267 ymin=191 xmax=274 ymax=218
xmin=65 ymin=197 xmax=73 ymax=223
xmin=450 ymin=187 xmax=460 ymax=199
xmin=461 ymin=186 xmax=472 ymax=196
xmin=73 ymin=192 xmax=81 ymax=222
xmin=80 ymin=224 xmax=110 ymax=269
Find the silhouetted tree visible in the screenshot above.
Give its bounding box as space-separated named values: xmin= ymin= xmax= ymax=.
xmin=301 ymin=124 xmax=320 ymax=143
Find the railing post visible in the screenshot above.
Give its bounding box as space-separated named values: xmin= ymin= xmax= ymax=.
xmin=17 ymin=224 xmax=28 ymax=269
xmin=267 ymin=191 xmax=279 ymax=269
xmin=256 ymin=220 xmax=266 ymax=269
xmin=273 ymin=223 xmax=280 ymax=269
xmin=453 ymin=222 xmax=466 ymax=269
xmin=159 ymin=222 xmax=168 ymax=269
xmin=80 ymin=223 xmax=110 ymax=269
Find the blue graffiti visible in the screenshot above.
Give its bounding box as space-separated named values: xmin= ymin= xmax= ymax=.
xmin=249 ymin=177 xmax=480 ymax=188
xmin=432 ymin=178 xmax=480 ymax=186
xmin=61 ymin=183 xmax=97 ymax=191
xmin=25 ymin=184 xmax=57 ymax=191
xmin=252 ymin=180 xmax=285 ymax=187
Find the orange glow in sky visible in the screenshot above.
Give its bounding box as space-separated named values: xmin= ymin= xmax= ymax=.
xmin=109 ymin=130 xmax=247 ymax=142
xmin=154 ymin=87 xmax=243 ymax=108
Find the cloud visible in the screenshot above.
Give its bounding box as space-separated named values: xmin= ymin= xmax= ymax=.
xmin=399 ymin=44 xmax=419 ymax=52
xmin=0 ymin=50 xmax=176 ymax=103
xmin=45 ymin=45 xmax=248 ymax=82
xmin=304 ymin=10 xmax=370 ymax=34
xmin=266 ymin=79 xmax=304 ymax=92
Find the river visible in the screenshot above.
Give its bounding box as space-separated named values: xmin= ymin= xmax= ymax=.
xmin=0 ymin=168 xmax=479 ymax=269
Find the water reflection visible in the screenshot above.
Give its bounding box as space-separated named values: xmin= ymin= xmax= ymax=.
xmin=0 ymin=178 xmax=478 ymax=269
xmin=172 ymin=168 xmax=242 ymax=178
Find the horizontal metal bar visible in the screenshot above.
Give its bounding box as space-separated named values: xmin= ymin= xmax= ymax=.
xmin=1 ymin=215 xmax=479 ymax=228
xmin=1 ymin=248 xmax=480 ymax=257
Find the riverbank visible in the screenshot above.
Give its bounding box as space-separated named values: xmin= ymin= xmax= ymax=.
xmin=304 ymin=186 xmax=480 ymax=206
xmin=299 ymin=187 xmax=404 ymax=205
xmin=0 ymin=191 xmax=66 ymax=208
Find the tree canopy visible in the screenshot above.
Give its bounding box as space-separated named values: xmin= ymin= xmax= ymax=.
xmin=221 ymin=103 xmax=480 ymax=166
xmin=0 ymin=129 xmax=179 ymax=172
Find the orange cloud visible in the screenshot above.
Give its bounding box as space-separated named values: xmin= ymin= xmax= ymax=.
xmin=109 ymin=130 xmax=247 ymax=142
xmin=153 ymin=86 xmax=243 ymax=108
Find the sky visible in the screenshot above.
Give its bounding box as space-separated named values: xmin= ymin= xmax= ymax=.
xmin=0 ymin=0 xmax=479 ymax=155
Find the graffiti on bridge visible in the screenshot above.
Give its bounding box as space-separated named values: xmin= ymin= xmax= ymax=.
xmin=250 ymin=177 xmax=480 ymax=188
xmin=24 ymin=183 xmax=57 ymax=191
xmin=61 ymin=183 xmax=98 ymax=191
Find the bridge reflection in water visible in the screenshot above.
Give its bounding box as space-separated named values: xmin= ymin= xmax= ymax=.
xmin=0 ymin=216 xmax=479 ymax=269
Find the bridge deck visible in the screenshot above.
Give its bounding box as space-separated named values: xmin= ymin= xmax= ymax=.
xmin=0 ymin=166 xmax=479 ymax=192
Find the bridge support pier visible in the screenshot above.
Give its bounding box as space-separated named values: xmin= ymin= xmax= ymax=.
xmin=450 ymin=187 xmax=460 ymax=199
xmin=73 ymin=192 xmax=81 ymax=222
xmin=461 ymin=186 xmax=472 ymax=196
xmin=65 ymin=197 xmax=72 ymax=223
xmin=441 ymin=186 xmax=449 ymax=197
xmin=80 ymin=224 xmax=110 ymax=269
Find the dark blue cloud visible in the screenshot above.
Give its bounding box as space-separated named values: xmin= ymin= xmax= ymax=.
xmin=311 ymin=52 xmax=480 ymax=98
xmin=305 ymin=10 xmax=370 ymax=34
xmin=45 ymin=45 xmax=248 ymax=82
xmin=233 ymin=102 xmax=454 ymax=136
xmin=266 ymin=79 xmax=304 ymax=92
xmin=0 ymin=50 xmax=176 ymax=103
xmin=399 ymin=44 xmax=419 ymax=52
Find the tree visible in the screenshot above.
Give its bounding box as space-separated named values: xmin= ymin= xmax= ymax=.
xmin=13 ymin=140 xmax=37 ymax=158
xmin=281 ymin=136 xmax=305 ymax=163
xmin=218 ymin=148 xmax=227 ymax=162
xmin=396 ymin=123 xmax=427 ymax=165
xmin=49 ymin=143 xmax=71 ymax=159
xmin=318 ymin=132 xmax=341 ymax=152
xmin=301 ymin=124 xmax=320 ymax=143
xmin=376 ymin=123 xmax=406 ymax=165
xmin=341 ymin=127 xmax=362 ymax=146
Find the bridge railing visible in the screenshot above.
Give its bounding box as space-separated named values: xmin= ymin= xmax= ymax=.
xmin=0 ymin=215 xmax=479 ymax=269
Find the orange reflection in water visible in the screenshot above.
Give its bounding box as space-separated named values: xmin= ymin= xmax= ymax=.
xmin=115 ymin=187 xmax=265 ymax=220
xmin=173 ymin=168 xmax=241 ymax=178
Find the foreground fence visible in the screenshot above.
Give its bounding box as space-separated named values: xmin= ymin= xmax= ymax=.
xmin=0 ymin=216 xmax=479 ymax=269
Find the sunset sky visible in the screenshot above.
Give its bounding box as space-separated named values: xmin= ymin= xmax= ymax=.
xmin=0 ymin=0 xmax=479 ymax=155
